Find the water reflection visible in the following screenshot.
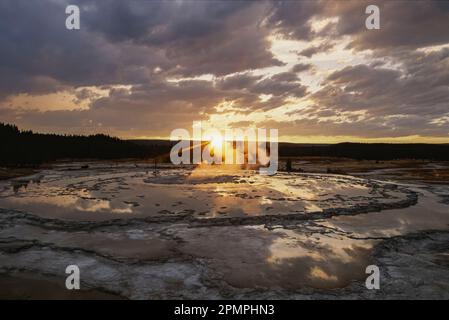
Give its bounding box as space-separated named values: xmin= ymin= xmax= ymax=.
xmin=0 ymin=163 xmax=411 ymax=221
xmin=265 ymin=227 xmax=373 ymax=288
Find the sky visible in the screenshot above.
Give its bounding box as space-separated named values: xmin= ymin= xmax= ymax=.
xmin=0 ymin=0 xmax=448 ymax=143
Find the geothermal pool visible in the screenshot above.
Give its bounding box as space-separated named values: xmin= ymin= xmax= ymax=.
xmin=0 ymin=163 xmax=415 ymax=222
xmin=1 ymin=162 xmax=449 ymax=299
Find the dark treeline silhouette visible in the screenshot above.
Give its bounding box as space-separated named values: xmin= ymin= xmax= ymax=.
xmin=0 ymin=123 xmax=170 ymax=167
xmin=279 ymin=142 xmax=449 ymax=161
xmin=1 ymin=122 xmax=449 ymax=167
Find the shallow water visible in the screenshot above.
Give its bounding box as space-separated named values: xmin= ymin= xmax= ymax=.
xmin=1 ymin=162 xmax=448 ymax=298
xmin=0 ymin=163 xmax=411 ymax=221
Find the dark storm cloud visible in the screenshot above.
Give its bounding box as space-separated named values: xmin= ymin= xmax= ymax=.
xmin=291 ymin=63 xmax=314 ymax=73
xmin=0 ymin=0 xmax=282 ymax=99
xmin=319 ymin=0 xmax=449 ymax=51
xmin=313 ymin=48 xmax=449 ymax=117
xmin=80 ymin=0 xmax=250 ymax=45
xmin=219 ymin=71 xmax=305 ymax=97
xmin=253 ymin=76 xmax=307 ymax=98
xmin=0 ymin=0 xmax=167 ymax=98
xmin=217 ymin=73 xmax=264 ymax=91
xmin=266 ymin=0 xmax=322 ymax=40
xmin=79 ymin=0 xmax=283 ymax=77
xmin=267 ymin=0 xmax=449 ymax=52
xmin=271 ymin=72 xmax=299 ymax=83
xmin=298 ymin=41 xmax=334 ymax=58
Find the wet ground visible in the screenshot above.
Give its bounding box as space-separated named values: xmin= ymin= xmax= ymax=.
xmin=0 ymin=161 xmax=448 ymax=299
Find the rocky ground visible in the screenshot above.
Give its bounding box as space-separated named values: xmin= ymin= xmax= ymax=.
xmin=0 ymin=161 xmax=448 ymax=299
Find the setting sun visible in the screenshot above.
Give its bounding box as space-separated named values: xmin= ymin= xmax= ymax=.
xmin=210 ymin=135 xmax=224 ymax=150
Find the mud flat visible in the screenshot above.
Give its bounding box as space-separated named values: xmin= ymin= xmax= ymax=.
xmin=0 ymin=162 xmax=448 ymax=299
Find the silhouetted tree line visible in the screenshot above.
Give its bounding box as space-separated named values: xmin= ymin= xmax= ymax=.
xmin=279 ymin=142 xmax=449 ymax=161
xmin=0 ymin=123 xmax=170 ymax=167
xmin=2 ymin=123 xmax=448 ymax=167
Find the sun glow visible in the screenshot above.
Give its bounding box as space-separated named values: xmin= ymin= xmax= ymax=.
xmin=210 ymin=135 xmax=224 ymax=150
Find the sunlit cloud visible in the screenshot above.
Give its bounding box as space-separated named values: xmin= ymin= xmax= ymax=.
xmin=0 ymin=0 xmax=448 ymax=142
